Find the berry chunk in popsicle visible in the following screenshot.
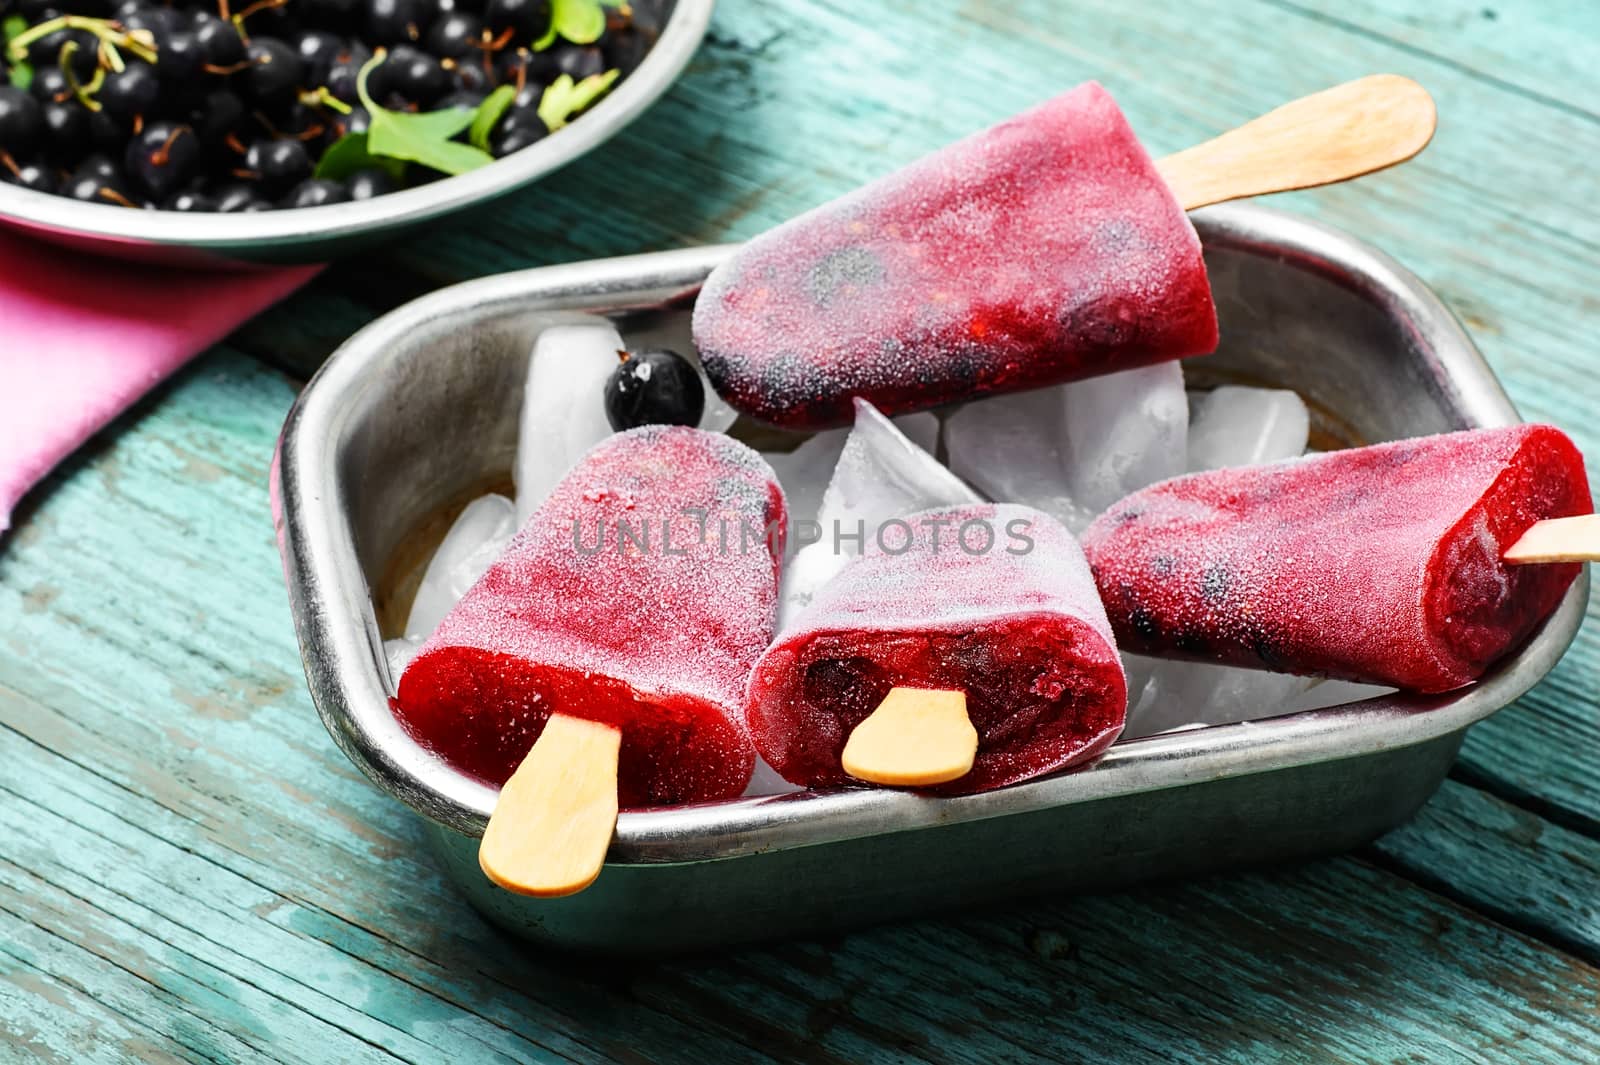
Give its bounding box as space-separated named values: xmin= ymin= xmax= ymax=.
xmin=693 ymin=82 xmax=1218 ymax=430
xmin=1082 ymin=424 xmax=1593 ymax=693
xmin=396 ymin=425 xmax=786 ymax=894
xmin=745 ymin=503 xmax=1127 ymax=794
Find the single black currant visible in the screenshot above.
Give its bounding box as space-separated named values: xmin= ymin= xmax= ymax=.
xmin=125 ymin=121 xmax=201 ymax=199
xmin=29 ymin=67 xmax=73 ymax=105
xmin=483 ymin=0 xmax=548 ymax=39
xmin=165 ymin=189 xmax=218 ymax=211
xmin=344 ymin=166 xmax=394 ymax=199
xmin=603 ymin=349 xmax=706 ymax=431
xmin=424 ymin=10 xmax=481 ymax=58
xmin=371 ymin=44 xmax=448 ymax=105
xmin=0 ymin=86 xmax=43 ymax=154
xmin=2 ymin=161 xmax=56 ymax=193
xmin=213 ymin=182 xmax=262 ymax=211
xmin=293 ymin=29 xmax=345 ymax=85
xmin=367 ymin=0 xmax=435 ymax=45
xmin=243 ymin=137 xmax=312 ymax=194
xmin=39 ymin=100 xmax=90 ymax=162
xmin=282 ymin=177 xmax=350 ymax=207
xmin=194 ymin=15 xmax=248 ymax=68
xmin=99 ymin=63 xmax=161 ymax=121
xmin=242 ymin=38 xmax=306 ymax=107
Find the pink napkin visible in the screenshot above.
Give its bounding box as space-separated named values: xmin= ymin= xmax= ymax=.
xmin=0 ymin=230 xmax=320 ymax=533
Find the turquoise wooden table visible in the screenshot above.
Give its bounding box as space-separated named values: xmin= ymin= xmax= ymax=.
xmin=5 ymin=1 xmax=1599 ymax=1061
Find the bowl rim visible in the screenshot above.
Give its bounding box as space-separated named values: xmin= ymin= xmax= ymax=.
xmin=273 ymin=203 xmax=1590 ymax=861
xmin=0 ymin=0 xmax=714 ymax=255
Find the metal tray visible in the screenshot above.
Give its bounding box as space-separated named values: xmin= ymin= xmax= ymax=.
xmin=273 ymin=203 xmax=1589 ymax=953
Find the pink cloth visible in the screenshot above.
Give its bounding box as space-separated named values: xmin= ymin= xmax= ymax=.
xmin=0 ymin=230 xmax=319 ymax=532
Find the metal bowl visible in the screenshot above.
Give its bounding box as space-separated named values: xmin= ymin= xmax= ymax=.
xmin=0 ymin=0 xmax=712 ymax=267
xmin=273 ymin=204 xmax=1588 ymax=952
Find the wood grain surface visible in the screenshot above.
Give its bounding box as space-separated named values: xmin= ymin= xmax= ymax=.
xmin=4 ymin=1 xmax=1598 ymax=1061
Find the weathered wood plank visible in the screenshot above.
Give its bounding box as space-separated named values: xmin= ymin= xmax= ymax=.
xmin=1370 ymin=779 xmax=1600 ymax=964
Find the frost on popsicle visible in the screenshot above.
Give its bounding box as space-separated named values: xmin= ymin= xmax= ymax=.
xmin=1118 ymin=386 xmax=1310 ymax=734
xmin=946 ymin=362 xmax=1187 ymax=534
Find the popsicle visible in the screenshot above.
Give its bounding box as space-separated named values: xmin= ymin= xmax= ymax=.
xmin=745 ymin=503 xmax=1127 ymax=794
xmin=694 ymin=76 xmax=1435 ymax=429
xmin=396 ymin=425 xmax=786 ymax=895
xmin=1082 ymin=425 xmax=1594 ymax=693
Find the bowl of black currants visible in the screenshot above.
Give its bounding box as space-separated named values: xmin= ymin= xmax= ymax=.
xmin=0 ymin=0 xmax=710 ymax=264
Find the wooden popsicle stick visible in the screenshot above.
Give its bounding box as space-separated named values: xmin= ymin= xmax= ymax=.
xmin=479 ymin=713 xmax=621 ymax=897
xmin=1156 ymin=75 xmax=1437 ymax=212
xmin=842 ymin=687 xmax=978 ymax=787
xmin=1503 ymin=515 xmax=1600 ymax=565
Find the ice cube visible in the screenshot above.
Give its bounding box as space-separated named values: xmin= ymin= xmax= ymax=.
xmin=515 ymin=321 xmax=625 ymax=524
xmin=817 ymin=399 xmax=979 ymax=548
xmin=406 ymin=493 xmax=517 ymax=640
xmin=1286 ymin=679 xmax=1396 ymax=713
xmin=946 ymin=363 xmax=1187 ymax=533
xmin=743 ymin=755 xmax=805 ymax=797
xmin=764 ymin=428 xmax=848 ymax=528
xmin=1122 ymin=655 xmax=1315 ymax=739
xmin=778 ymin=400 xmax=978 ymax=628
xmin=777 ymin=541 xmax=850 ymax=631
xmin=893 ymin=411 xmax=941 ymax=456
xmin=384 ymin=636 xmax=422 ymax=685
xmin=1187 ymin=385 xmax=1310 ymax=471
xmin=764 ymin=413 xmax=938 ymax=528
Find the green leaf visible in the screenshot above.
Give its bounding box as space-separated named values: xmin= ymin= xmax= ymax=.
xmin=3 ymin=14 xmax=32 ymax=87
xmin=536 ymin=69 xmax=620 ymax=131
xmin=535 ymin=0 xmax=611 ymax=49
xmin=313 ymin=132 xmax=406 ymax=182
xmin=368 ymin=107 xmax=493 ymax=175
xmin=469 ymin=84 xmax=517 ymax=152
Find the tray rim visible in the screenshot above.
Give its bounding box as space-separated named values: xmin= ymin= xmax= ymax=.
xmin=272 ymin=202 xmax=1591 ymax=862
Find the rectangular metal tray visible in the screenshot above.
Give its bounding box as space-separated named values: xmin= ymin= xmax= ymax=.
xmin=273 ymin=204 xmax=1589 ymax=954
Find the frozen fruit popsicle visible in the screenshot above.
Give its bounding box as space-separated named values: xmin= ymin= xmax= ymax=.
xmin=694 ymin=76 xmax=1435 ymax=430
xmin=1082 ymin=425 xmax=1593 ymax=693
xmin=694 ymin=82 xmax=1218 ymax=430
xmin=396 ymin=425 xmax=786 ymax=895
xmin=745 ymin=503 xmax=1127 ymax=794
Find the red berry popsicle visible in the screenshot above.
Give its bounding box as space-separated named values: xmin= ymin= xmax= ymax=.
xmin=694 ymin=82 xmax=1218 ymax=430
xmin=1082 ymin=425 xmax=1593 ymax=693
xmin=396 ymin=425 xmax=786 ymax=895
xmin=693 ymin=75 xmax=1438 ymax=430
xmin=745 ymin=503 xmax=1127 ymax=794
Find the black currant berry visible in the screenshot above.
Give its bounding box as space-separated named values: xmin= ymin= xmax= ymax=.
xmin=424 ymin=10 xmax=481 ymax=58
xmin=242 ymin=38 xmax=306 ymax=107
xmin=3 ymin=161 xmax=56 ymax=194
xmin=0 ymin=86 xmax=43 ymax=154
xmin=367 ymin=0 xmax=435 ymax=45
xmin=344 ymin=167 xmax=394 ymax=199
xmin=165 ymin=190 xmax=218 ymax=211
xmin=125 ymin=121 xmax=201 ymax=199
xmin=34 ymin=101 xmax=90 ymax=165
xmin=99 ymin=63 xmax=161 ymax=121
xmin=371 ymin=44 xmax=448 ymax=105
xmin=194 ymin=15 xmax=248 ymax=68
xmin=483 ymin=0 xmax=548 ymax=39
xmin=282 ymin=177 xmax=350 ymax=207
xmin=243 ymin=137 xmax=312 ymax=195
xmin=603 ymin=349 xmax=706 ymax=431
